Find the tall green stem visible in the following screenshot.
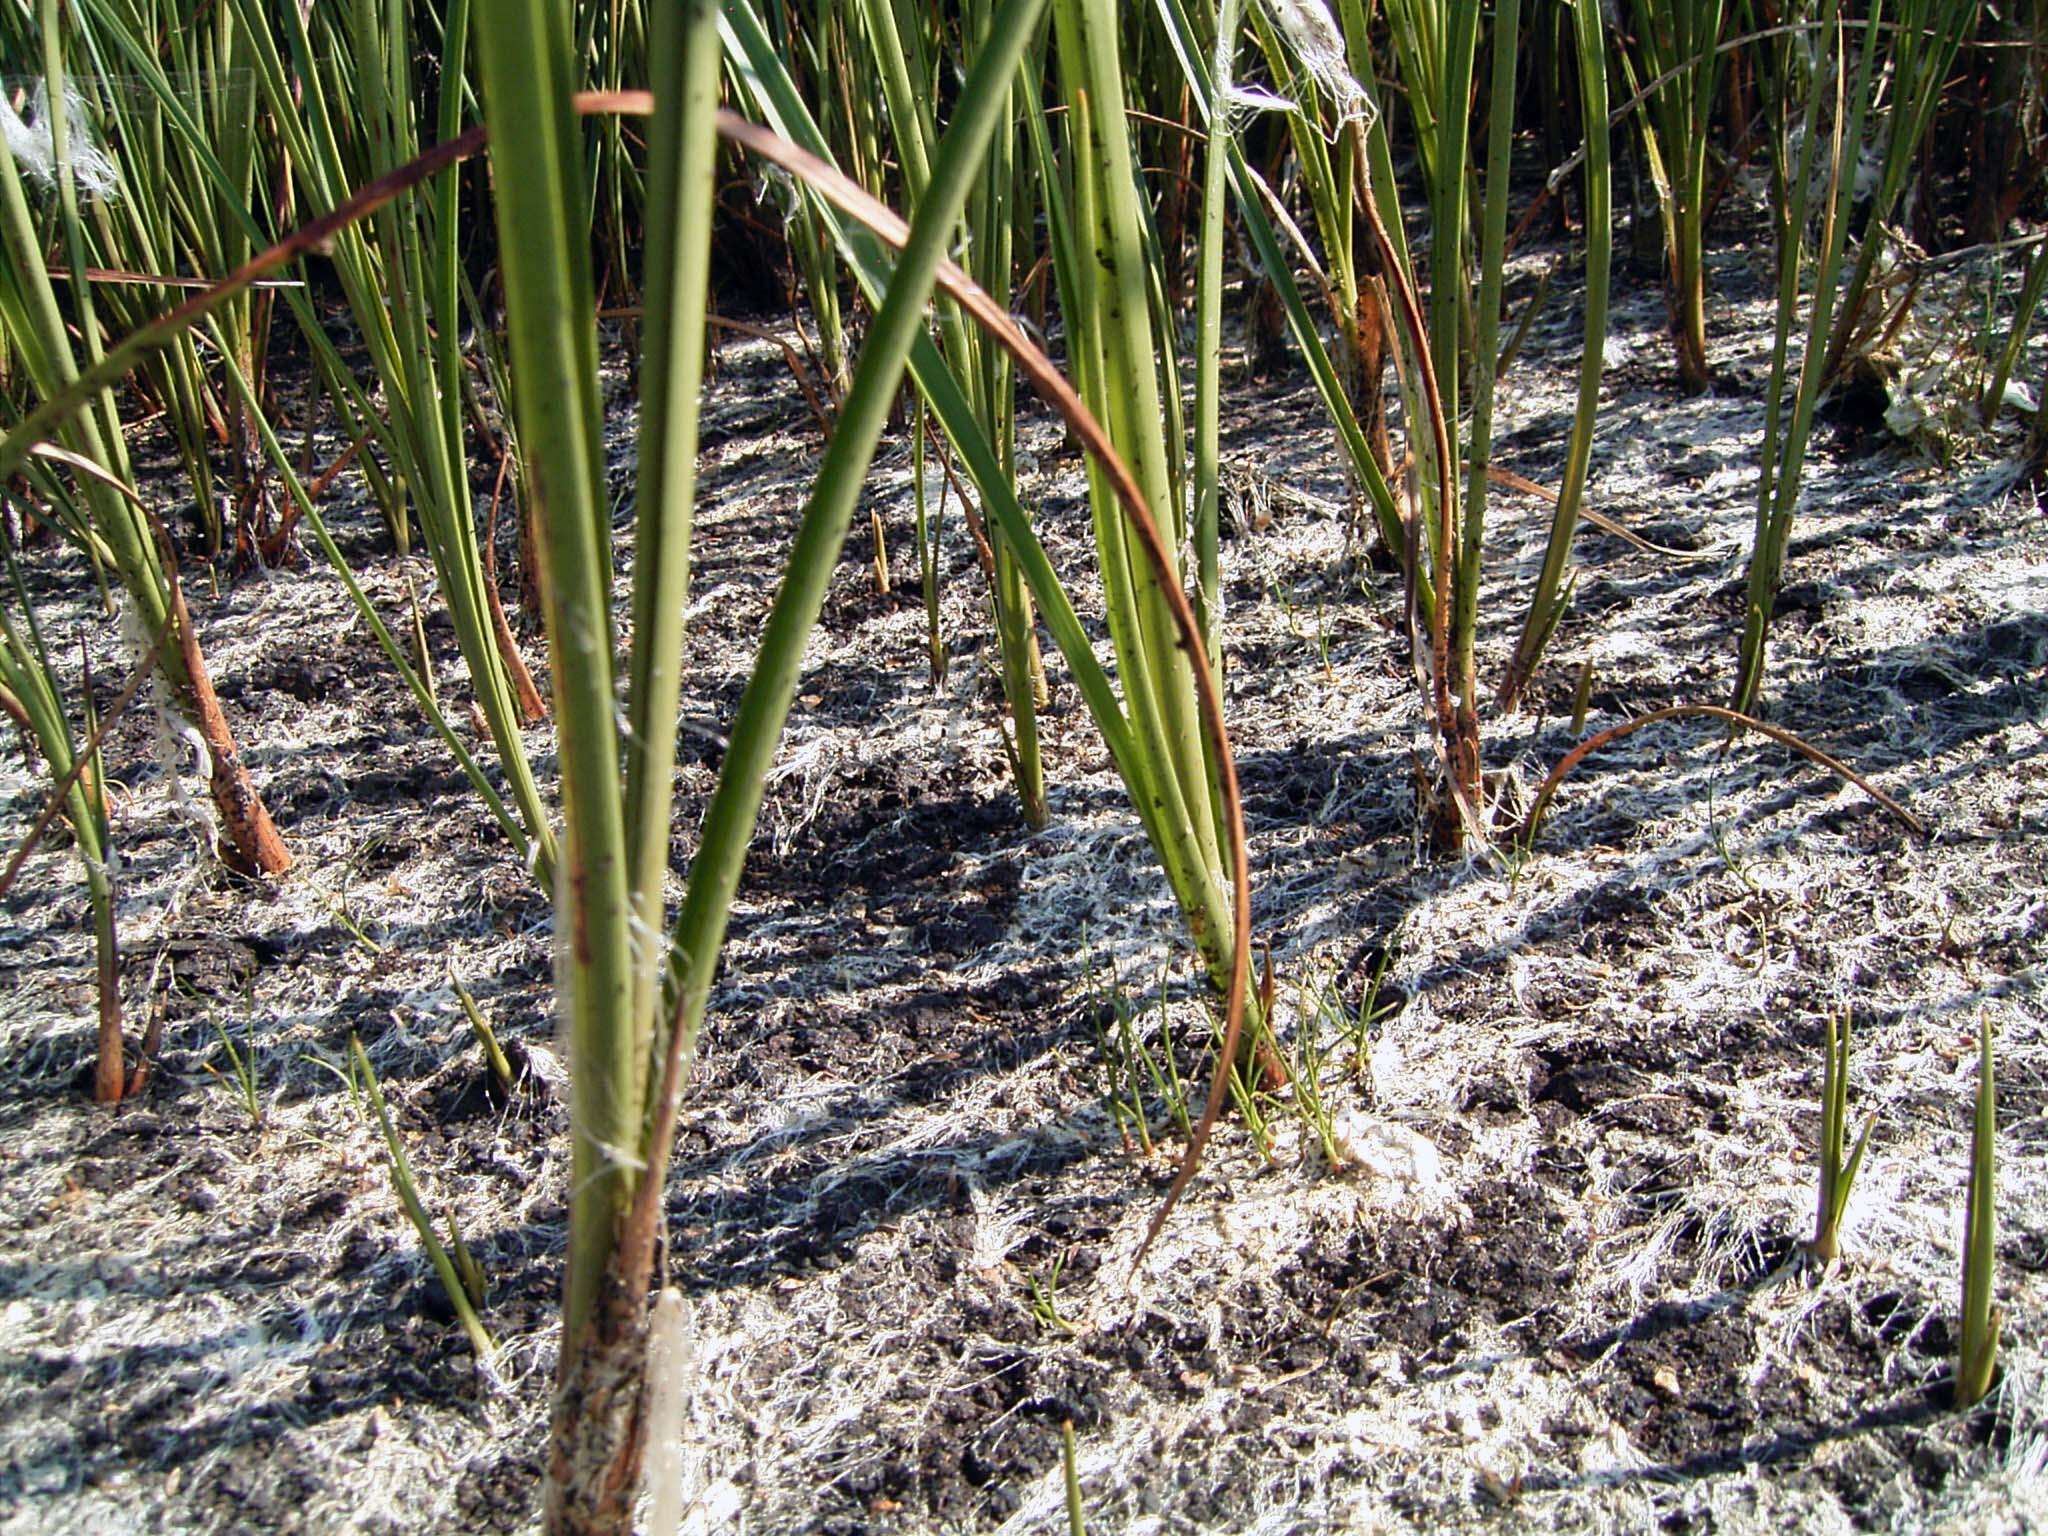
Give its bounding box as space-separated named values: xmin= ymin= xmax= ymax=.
xmin=661 ymin=0 xmax=1050 ymax=1113
xmin=1733 ymin=0 xmax=1879 ymax=712
xmin=626 ymin=0 xmax=724 ymax=1059
xmin=1192 ymin=0 xmax=1243 ymax=676
xmin=475 ymin=0 xmax=625 ymax=1354
xmin=1498 ymin=0 xmax=1609 ymax=709
xmin=1455 ymin=0 xmax=1521 ymax=723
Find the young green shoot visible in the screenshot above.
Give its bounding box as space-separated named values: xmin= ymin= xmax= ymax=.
xmin=1808 ymin=1010 xmax=1875 ymax=1265
xmin=1062 ymin=1418 xmax=1086 ymax=1535
xmin=1282 ymin=986 xmax=1342 ymax=1169
xmin=1217 ymin=1021 xmax=1279 ymax=1164
xmin=206 ymin=1016 xmax=264 ymax=1126
xmin=1302 ymin=950 xmax=1399 ymax=1092
xmin=1027 ymin=1249 xmax=1079 ymax=1336
xmin=449 ymin=965 xmax=515 ymax=1094
xmin=1090 ymin=959 xmax=1195 ymax=1157
xmin=1956 ymin=1017 xmax=2000 ymax=1410
xmin=349 ymin=1035 xmax=494 ymax=1363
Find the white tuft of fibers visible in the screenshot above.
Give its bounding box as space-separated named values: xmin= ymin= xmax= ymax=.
xmin=1222 ymin=82 xmax=1303 ymax=120
xmin=160 ymin=718 xmax=216 ymax=835
xmin=643 ymin=1286 xmax=699 ymax=1536
xmin=3 ymin=82 xmax=120 ymax=200
xmin=1258 ymin=0 xmax=1375 ymax=132
xmin=120 ymin=603 xmax=219 ymax=854
xmin=1214 ymin=0 xmax=1294 ymax=130
xmin=1330 ymin=1114 xmax=1443 ymax=1192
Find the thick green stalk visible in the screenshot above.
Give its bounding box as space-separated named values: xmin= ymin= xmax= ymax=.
xmin=853 ymin=0 xmax=936 ymax=202
xmin=485 ymin=4 xmax=1056 ymax=1522
xmin=475 ymin=0 xmax=626 ymax=1351
xmin=1060 ymin=0 xmax=1222 ymax=887
xmin=626 ymin=0 xmax=723 ymax=1070
xmin=1956 ymin=1019 xmax=1999 ymax=1408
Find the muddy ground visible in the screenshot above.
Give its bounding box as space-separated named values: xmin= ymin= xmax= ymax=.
xmin=1 ymin=216 xmax=2045 ymax=1536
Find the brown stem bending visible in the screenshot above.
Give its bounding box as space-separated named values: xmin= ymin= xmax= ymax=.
xmin=1520 ymin=704 xmax=1929 ymax=847
xmin=163 ymin=566 xmax=293 ymax=875
xmin=3 ymin=90 xmax=1250 ymax=1274
xmin=92 ymin=881 xmax=123 ymax=1103
xmin=483 ymin=450 xmax=550 ymax=725
xmin=709 ymin=107 xmax=1253 ymax=1267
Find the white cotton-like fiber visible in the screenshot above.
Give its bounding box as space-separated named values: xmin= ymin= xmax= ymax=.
xmin=1221 ymin=82 xmax=1301 ymax=120
xmin=1330 ymin=1113 xmax=1443 ymax=1191
xmin=119 ymin=603 xmax=218 ymax=855
xmin=3 ymin=82 xmax=120 ymax=200
xmin=643 ymin=1286 xmax=698 ymax=1536
xmin=1258 ymin=0 xmax=1374 ymax=131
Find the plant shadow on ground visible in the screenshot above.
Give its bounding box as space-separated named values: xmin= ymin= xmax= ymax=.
xmin=3 ymin=239 xmax=2045 ymax=1531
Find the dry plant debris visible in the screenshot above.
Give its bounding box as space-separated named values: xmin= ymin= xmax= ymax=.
xmin=1 ymin=241 xmax=2045 ymax=1534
